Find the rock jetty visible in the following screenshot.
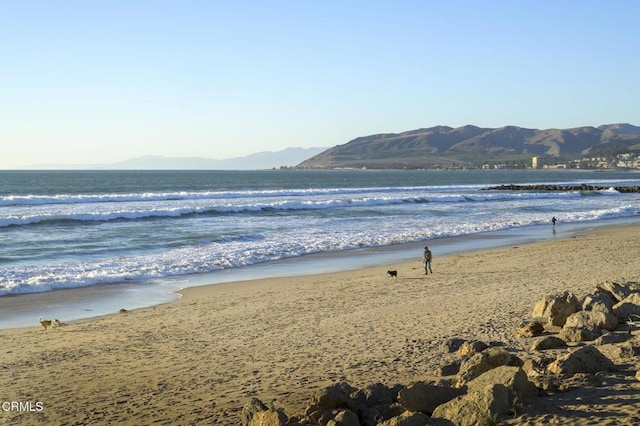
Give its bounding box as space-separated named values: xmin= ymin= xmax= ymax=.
xmin=484 ymin=184 xmax=640 ymax=192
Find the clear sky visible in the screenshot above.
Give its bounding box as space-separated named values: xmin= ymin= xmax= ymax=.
xmin=2 ymin=1 xmax=639 ymax=168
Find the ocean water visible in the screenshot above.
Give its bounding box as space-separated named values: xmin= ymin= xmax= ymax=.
xmin=2 ymin=169 xmax=640 ymax=300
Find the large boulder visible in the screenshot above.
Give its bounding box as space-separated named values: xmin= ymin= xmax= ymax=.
xmin=564 ymin=310 xmax=618 ymax=331
xmin=431 ymin=384 xmax=511 ymax=426
xmin=558 ymin=326 xmax=602 ymax=343
xmin=457 ymin=348 xmax=523 ymax=386
xmin=547 ymin=345 xmax=616 ymax=376
xmin=612 ymin=293 xmax=640 ymax=321
xmin=595 ymin=280 xmax=640 ymax=303
xmin=308 ymin=382 xmax=359 ymax=410
xmin=582 ymin=293 xmax=616 ymax=314
xmin=532 ymin=292 xmax=581 ymax=327
xmin=467 ymin=366 xmax=538 ymax=405
xmin=350 ymin=382 xmax=395 ymax=409
xmin=396 ymin=381 xmax=464 ymax=415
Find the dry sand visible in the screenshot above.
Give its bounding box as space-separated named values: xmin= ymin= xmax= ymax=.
xmin=2 ymin=224 xmax=640 ymax=425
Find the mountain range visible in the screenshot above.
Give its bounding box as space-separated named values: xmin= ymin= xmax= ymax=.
xmin=22 ymin=147 xmax=327 ymax=170
xmin=297 ymin=123 xmax=640 ymax=169
xmin=21 ymin=124 xmax=640 ymax=170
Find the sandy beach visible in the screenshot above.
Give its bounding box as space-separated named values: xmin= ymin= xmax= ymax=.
xmin=2 ymin=223 xmax=640 ymax=425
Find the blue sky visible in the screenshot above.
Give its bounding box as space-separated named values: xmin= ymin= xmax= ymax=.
xmin=1 ymin=1 xmax=639 ymax=168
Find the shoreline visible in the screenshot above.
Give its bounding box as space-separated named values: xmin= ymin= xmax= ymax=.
xmin=2 ymin=216 xmax=640 ymax=330
xmin=2 ymin=221 xmax=640 ymax=424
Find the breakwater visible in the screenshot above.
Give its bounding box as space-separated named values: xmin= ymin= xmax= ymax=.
xmin=484 ymin=184 xmax=640 ymax=193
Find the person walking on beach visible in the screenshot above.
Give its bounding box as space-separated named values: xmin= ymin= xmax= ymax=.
xmin=422 ymin=246 xmax=433 ymax=275
xmin=552 ymin=216 xmax=557 ymax=229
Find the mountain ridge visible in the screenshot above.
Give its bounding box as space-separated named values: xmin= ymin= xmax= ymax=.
xmin=297 ymin=123 xmax=640 ymax=169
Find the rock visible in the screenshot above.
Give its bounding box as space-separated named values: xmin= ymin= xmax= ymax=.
xmin=360 ymin=403 xmax=405 ymax=426
xmin=547 ymin=345 xmax=616 ymax=376
xmin=456 ymin=340 xmax=489 ymax=356
xmin=457 ymin=348 xmax=523 ymax=385
xmin=522 ymin=354 xmax=555 ymax=380
xmin=241 ymin=398 xmax=269 ymax=426
xmin=594 ymin=332 xmax=631 ymax=346
xmin=467 ymin=366 xmax=538 ymax=404
xmin=529 ymin=336 xmax=567 ymax=351
xmin=309 ymin=382 xmax=358 ymax=410
xmin=559 ymin=373 xmax=603 ymax=391
xmin=612 ymin=293 xmax=640 ymax=321
xmin=636 ymin=370 xmax=640 ymax=382
xmin=305 ymin=382 xmax=362 ymax=424
xmin=564 ymin=310 xmax=618 ymax=331
xmin=440 ymin=337 xmax=466 ymax=353
xmin=249 ymin=409 xmax=288 ymax=426
xmin=514 ymin=322 xmax=545 ymax=338
xmin=610 ymin=341 xmax=640 ymax=359
xmin=396 ymin=381 xmax=465 ymax=415
xmin=304 ymin=408 xmax=340 ymax=425
xmin=431 ymin=384 xmax=511 ymax=426
xmin=582 ymin=293 xmax=616 ymax=314
xmin=350 ymin=382 xmax=394 ymax=409
xmin=377 ymin=411 xmax=435 ymax=426
xmin=532 ymin=292 xmax=581 ymax=327
xmin=532 ymin=371 xmax=602 ymax=394
xmin=326 ymin=409 xmax=360 ymax=426
xmin=558 ymin=326 xmax=602 ymax=343
xmin=595 ymin=280 xmax=639 ymax=303
xmin=435 ymin=361 xmax=461 ymax=377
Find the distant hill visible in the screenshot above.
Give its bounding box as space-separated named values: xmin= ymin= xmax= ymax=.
xmin=22 ymin=147 xmax=327 ymax=170
xmin=297 ymin=124 xmax=640 ymax=169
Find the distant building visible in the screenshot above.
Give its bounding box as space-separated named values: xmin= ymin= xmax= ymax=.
xmin=531 ymin=156 xmax=546 ymax=169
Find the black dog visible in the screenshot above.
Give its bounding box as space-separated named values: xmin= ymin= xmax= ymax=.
xmin=387 ymin=270 xmax=398 ymax=278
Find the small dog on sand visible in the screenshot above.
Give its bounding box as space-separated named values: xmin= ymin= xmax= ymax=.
xmin=38 ymin=316 xmax=52 ymax=330
xmin=387 ymin=270 xmax=398 ymax=278
xmin=38 ymin=317 xmax=60 ymax=330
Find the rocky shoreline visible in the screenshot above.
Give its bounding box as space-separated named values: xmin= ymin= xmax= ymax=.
xmin=242 ymin=280 xmax=640 ymax=425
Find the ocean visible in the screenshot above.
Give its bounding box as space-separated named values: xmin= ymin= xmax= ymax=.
xmin=2 ymin=169 xmax=640 ymax=327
